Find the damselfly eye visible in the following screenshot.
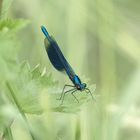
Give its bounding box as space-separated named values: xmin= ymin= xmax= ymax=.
xmin=76 ymin=85 xmax=81 ymax=90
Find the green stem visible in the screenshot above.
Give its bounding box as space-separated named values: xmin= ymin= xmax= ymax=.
xmin=3 ymin=127 xmax=13 ymax=140
xmin=1 ymin=119 xmax=14 ymax=140
xmin=6 ymin=82 xmax=36 ymax=140
xmin=0 ymin=0 xmax=3 ymax=17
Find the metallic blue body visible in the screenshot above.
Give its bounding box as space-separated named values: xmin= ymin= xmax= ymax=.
xmin=41 ymin=25 xmax=86 ymax=91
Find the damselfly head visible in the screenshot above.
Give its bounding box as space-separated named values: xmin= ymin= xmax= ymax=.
xmin=76 ymin=83 xmax=87 ymax=90
xmin=83 ymin=83 xmax=87 ymax=88
xmin=81 ymin=83 xmax=87 ymax=90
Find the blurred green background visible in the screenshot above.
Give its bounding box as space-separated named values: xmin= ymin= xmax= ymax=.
xmin=0 ymin=0 xmax=140 ymax=140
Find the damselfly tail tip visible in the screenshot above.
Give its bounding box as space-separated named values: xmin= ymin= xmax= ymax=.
xmin=41 ymin=25 xmax=50 ymax=38
xmin=41 ymin=25 xmax=45 ymax=30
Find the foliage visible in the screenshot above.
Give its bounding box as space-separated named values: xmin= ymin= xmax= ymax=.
xmin=0 ymin=1 xmax=96 ymax=139
xmin=0 ymin=0 xmax=140 ymax=140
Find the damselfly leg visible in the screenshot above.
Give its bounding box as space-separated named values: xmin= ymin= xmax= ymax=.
xmin=58 ymin=84 xmax=80 ymax=105
xmin=85 ymin=88 xmax=96 ymax=101
xmin=71 ymin=89 xmax=79 ymax=103
xmin=60 ymin=88 xmax=79 ymax=105
xmin=57 ymin=84 xmax=75 ymax=100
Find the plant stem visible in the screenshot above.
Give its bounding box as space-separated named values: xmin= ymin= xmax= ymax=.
xmin=0 ymin=0 xmax=3 ymax=17
xmin=6 ymin=82 xmax=36 ymax=140
xmin=1 ymin=119 xmax=14 ymax=140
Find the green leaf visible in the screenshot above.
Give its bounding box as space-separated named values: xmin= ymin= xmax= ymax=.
xmin=3 ymin=61 xmax=57 ymax=115
xmin=0 ymin=0 xmax=13 ymax=19
xmin=39 ymin=76 xmax=96 ymax=113
xmin=0 ymin=19 xmax=29 ymax=82
xmin=0 ymin=19 xmax=30 ymax=32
